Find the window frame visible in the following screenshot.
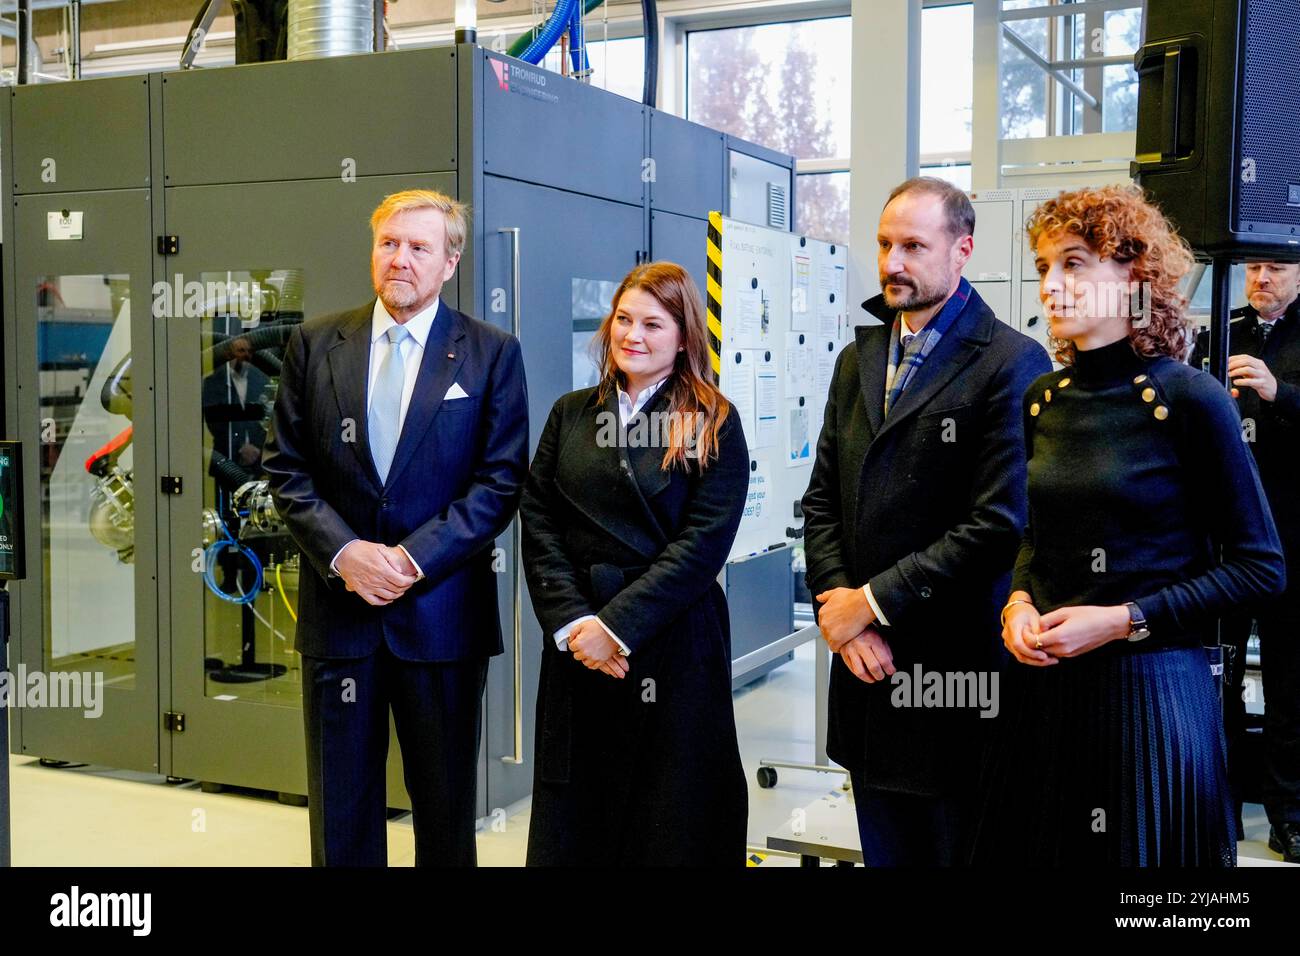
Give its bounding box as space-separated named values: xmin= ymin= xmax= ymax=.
xmin=997 ymin=0 xmax=1145 ymax=139
xmin=919 ymin=0 xmax=975 ymax=171
xmin=678 ymin=4 xmax=854 ymax=216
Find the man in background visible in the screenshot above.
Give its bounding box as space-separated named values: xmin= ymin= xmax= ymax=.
xmin=1190 ymin=260 xmax=1300 ymax=862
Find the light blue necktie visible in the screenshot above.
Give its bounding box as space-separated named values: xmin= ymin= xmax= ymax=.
xmin=368 ymin=324 xmax=410 ymax=485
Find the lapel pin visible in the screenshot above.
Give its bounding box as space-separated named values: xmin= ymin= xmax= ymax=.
xmin=447 ymin=352 xmax=455 ymax=359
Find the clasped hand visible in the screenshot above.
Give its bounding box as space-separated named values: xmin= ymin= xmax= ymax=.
xmin=568 ymin=619 xmax=629 ymax=680
xmin=1002 ymin=602 xmax=1131 ymax=666
xmin=337 ymin=540 xmax=419 ymax=606
xmin=816 ymin=587 xmax=893 ymax=684
xmin=815 ymin=587 xmax=877 ymax=651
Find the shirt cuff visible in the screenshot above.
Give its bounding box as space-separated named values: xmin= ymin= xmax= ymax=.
xmin=554 ymin=615 xmax=631 ymax=655
xmin=595 ymin=616 xmax=632 ymax=656
xmin=329 ymin=538 xmax=359 ymax=577
xmin=396 ymin=544 xmax=424 ymax=581
xmin=863 ymin=583 xmax=891 ymax=628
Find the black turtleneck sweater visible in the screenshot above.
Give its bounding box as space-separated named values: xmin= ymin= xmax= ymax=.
xmin=1012 ymin=337 xmax=1285 ymax=651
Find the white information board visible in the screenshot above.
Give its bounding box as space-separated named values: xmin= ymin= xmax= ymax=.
xmin=713 ymin=216 xmax=851 ymax=562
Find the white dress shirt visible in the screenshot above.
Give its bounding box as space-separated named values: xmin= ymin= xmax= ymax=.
xmin=553 ymin=376 xmax=670 ymax=657
xmin=228 ymin=364 xmax=249 ymax=405
xmin=329 ymin=297 xmax=442 ymax=580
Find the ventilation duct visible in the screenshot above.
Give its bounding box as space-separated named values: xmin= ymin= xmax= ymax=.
xmin=288 ymin=0 xmax=374 ymax=61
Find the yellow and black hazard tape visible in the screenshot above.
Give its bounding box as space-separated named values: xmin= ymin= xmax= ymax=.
xmin=706 ymin=211 xmax=724 ymax=381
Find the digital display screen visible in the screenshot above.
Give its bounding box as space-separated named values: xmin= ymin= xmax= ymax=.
xmin=0 ymin=441 xmax=25 ymax=580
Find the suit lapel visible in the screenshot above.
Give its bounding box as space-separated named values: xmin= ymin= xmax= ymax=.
xmin=855 ymin=324 xmax=890 ymax=438
xmin=872 ymin=296 xmax=991 ymax=442
xmin=1260 ymin=299 xmax=1300 ymax=360
xmin=327 ymin=305 xmax=382 ymax=492
xmin=384 ymin=305 xmax=467 ymax=489
xmin=874 ymin=331 xmax=979 ymax=439
xmin=1264 ymin=311 xmax=1300 ymax=362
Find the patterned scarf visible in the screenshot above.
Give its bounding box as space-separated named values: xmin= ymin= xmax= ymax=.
xmin=884 ymin=277 xmax=971 ymax=417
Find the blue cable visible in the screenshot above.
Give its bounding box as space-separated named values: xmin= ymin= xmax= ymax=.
xmin=519 ymin=0 xmax=577 ymax=64
xmin=203 ymin=519 xmax=262 ymax=606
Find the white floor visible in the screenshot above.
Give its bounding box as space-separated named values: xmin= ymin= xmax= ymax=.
xmin=4 ymin=642 xmax=1292 ymax=866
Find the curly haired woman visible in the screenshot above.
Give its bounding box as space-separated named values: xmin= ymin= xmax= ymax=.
xmin=970 ymin=184 xmax=1285 ymax=866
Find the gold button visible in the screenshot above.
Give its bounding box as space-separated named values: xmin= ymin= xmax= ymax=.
xmin=1154 ymin=405 xmax=1169 ymax=420
xmin=1030 ymin=402 xmax=1041 ymax=417
xmin=1141 ymin=387 xmax=1155 ymax=402
xmin=1044 ymin=389 xmax=1053 ymax=403
xmin=1058 ymin=378 xmax=1071 ymax=388
xmin=1134 ymin=374 xmax=1147 ymax=384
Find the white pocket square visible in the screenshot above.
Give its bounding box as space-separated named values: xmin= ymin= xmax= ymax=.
xmin=444 ymin=382 xmax=469 ymax=400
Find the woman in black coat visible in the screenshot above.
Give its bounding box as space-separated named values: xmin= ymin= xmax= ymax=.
xmin=521 ymin=261 xmax=750 ymax=866
xmin=972 ymin=185 xmax=1285 ymax=866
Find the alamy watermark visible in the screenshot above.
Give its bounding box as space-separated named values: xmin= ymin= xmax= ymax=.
xmin=50 ymin=886 xmax=150 ymax=936
xmin=889 ymin=665 xmax=999 ymax=718
xmin=151 ymin=273 xmax=264 ymax=327
xmin=1044 ymin=280 xmax=1155 ymax=328
xmin=595 ymin=410 xmax=704 ymax=457
xmin=0 ymin=665 xmax=103 ymax=718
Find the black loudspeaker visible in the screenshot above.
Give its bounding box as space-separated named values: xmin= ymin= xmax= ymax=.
xmin=1132 ymin=0 xmax=1300 ymax=261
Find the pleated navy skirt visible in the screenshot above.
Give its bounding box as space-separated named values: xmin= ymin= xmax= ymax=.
xmin=971 ymin=643 xmax=1236 ymax=866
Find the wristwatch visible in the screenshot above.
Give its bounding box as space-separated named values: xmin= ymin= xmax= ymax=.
xmin=1124 ymin=602 xmax=1150 ymax=642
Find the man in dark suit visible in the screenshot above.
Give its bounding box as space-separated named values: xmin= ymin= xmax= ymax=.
xmin=1189 ymin=260 xmax=1300 ymax=863
xmin=203 ymin=334 xmax=271 ymax=470
xmin=802 ymin=177 xmax=1050 ymax=865
xmin=262 ymin=190 xmax=529 ymax=866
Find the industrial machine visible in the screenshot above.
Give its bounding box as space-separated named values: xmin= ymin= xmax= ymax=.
xmin=1 ymin=40 xmax=795 ymax=815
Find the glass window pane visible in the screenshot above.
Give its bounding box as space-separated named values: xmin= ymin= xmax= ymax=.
xmin=922 ymin=163 xmax=972 ymax=191
xmin=921 ymin=3 xmax=974 ymax=157
xmin=1001 ymin=3 xmax=1144 ymax=136
xmin=1099 ymin=1 xmax=1144 ymax=133
xmin=1102 ymin=63 xmax=1139 ymax=132
xmin=591 ymin=36 xmax=646 ymax=102
xmin=199 ymin=269 xmax=304 ymax=705
xmin=687 ymin=17 xmax=851 ymax=161
xmin=542 ymin=35 xmax=647 ymax=102
xmin=1104 ymin=8 xmax=1143 ymax=56
xmin=796 ymin=172 xmax=850 ymax=246
xmin=1185 ymin=263 xmax=1247 ymax=319
xmin=1000 ymin=3 xmax=1049 ymax=139
xmin=38 ymin=274 xmax=136 ymax=684
xmin=1068 ymin=11 xmax=1085 ymax=136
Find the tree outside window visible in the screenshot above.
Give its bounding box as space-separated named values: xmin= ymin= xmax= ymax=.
xmin=688 ymin=18 xmax=851 ymax=246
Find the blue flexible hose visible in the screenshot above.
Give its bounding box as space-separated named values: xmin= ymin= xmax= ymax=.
xmin=519 ymin=0 xmax=578 ymax=65
xmin=203 ymin=521 xmax=262 ymax=606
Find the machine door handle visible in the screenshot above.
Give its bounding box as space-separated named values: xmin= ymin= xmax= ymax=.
xmin=500 ymin=227 xmax=521 ymax=339
xmin=497 ymin=226 xmax=524 ymax=766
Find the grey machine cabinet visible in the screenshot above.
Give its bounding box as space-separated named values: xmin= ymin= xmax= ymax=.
xmin=2 ymin=44 xmax=795 ymax=816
